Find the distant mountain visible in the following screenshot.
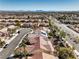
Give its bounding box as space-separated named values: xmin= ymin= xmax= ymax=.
xmin=0 ymin=10 xmax=79 ymax=13
xmin=35 ymin=10 xmax=46 ymax=12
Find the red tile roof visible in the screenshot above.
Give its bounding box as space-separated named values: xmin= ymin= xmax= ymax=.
xmin=27 ymin=31 xmax=58 ymax=59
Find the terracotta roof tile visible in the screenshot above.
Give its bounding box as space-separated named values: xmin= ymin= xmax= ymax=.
xmin=27 ymin=32 xmax=58 ymax=59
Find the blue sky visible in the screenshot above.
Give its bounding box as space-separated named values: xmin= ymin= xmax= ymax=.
xmin=0 ymin=0 xmax=79 ymax=11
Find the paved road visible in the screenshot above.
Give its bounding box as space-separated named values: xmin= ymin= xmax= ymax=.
xmin=0 ymin=28 xmax=31 ymax=59
xmin=48 ymin=16 xmax=79 ymax=58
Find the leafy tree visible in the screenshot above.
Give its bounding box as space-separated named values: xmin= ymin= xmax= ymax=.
xmin=58 ymin=47 xmax=75 ymax=59
xmin=14 ymin=49 xmax=24 ymax=59
xmin=49 ymin=19 xmax=52 ymax=27
xmin=75 ymin=36 xmax=79 ymax=43
xmin=0 ymin=39 xmax=5 ymax=48
xmin=14 ymin=42 xmax=28 ymax=59
xmin=15 ymin=20 xmax=21 ymax=27
xmin=27 ymin=16 xmax=30 ymax=19
xmin=19 ymin=42 xmax=27 ymax=59
xmin=59 ymin=30 xmax=66 ymax=38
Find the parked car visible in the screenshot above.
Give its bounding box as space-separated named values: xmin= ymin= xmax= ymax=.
xmin=3 ymin=44 xmax=9 ymax=48
xmin=17 ymin=31 xmax=20 ymax=34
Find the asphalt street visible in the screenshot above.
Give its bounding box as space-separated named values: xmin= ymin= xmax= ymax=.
xmin=0 ymin=28 xmax=31 ymax=59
